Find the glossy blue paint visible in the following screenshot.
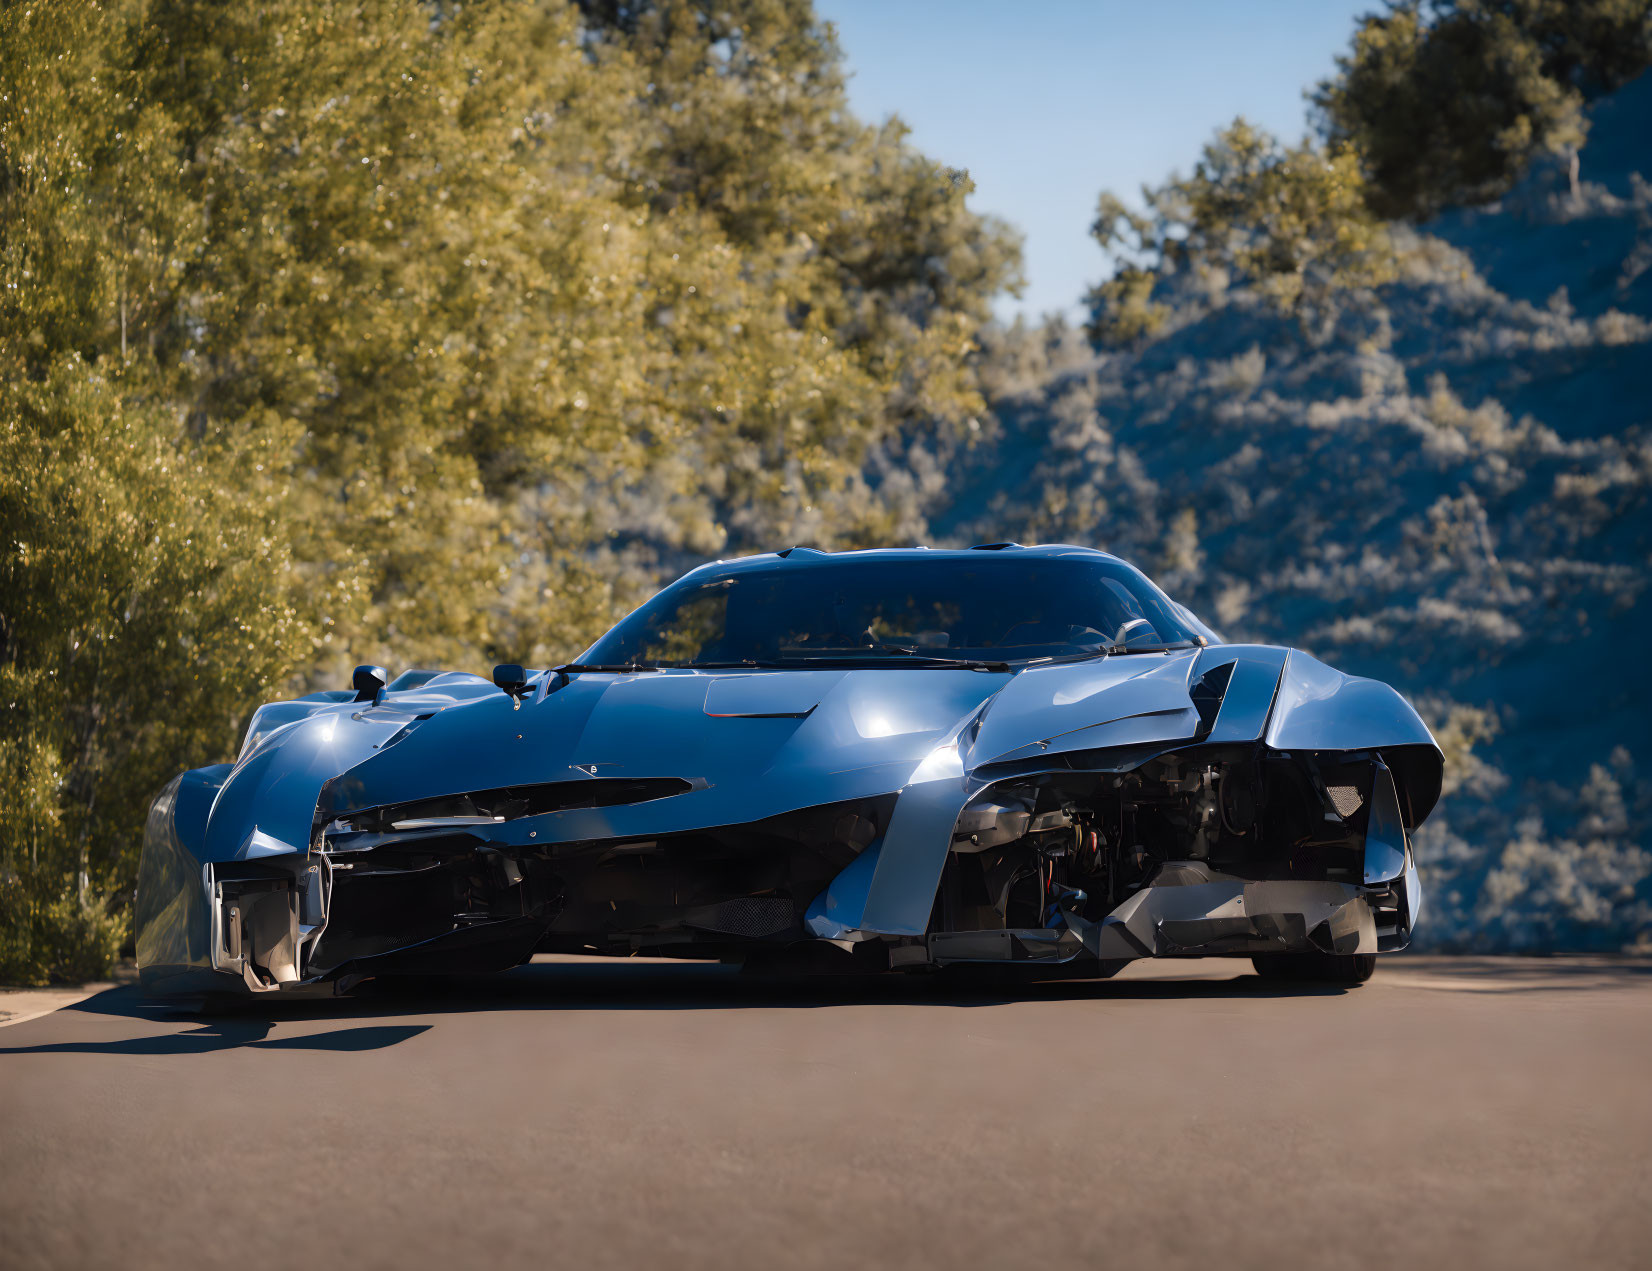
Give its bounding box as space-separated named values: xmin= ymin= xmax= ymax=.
xmin=1265 ymin=650 xmax=1437 ymax=753
xmin=1203 ymin=649 xmax=1289 ymax=743
xmin=803 ymin=840 xmax=884 ymax=940
xmin=971 ymin=649 xmax=1200 ymax=763
xmin=703 ymin=671 xmax=837 ymax=716
xmin=1400 ymin=852 xmax=1423 ymax=931
xmin=205 ymin=705 xmax=403 ymax=859
xmin=1364 ymin=760 xmax=1409 ymax=885
xmin=313 ymin=667 xmax=1002 ymax=836
xmin=858 ymin=772 xmax=980 ymax=935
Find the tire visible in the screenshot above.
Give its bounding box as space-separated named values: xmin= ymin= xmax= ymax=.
xmin=1251 ymin=951 xmax=1376 ymax=984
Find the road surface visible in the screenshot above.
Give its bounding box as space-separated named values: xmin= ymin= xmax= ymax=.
xmin=3 ymin=955 xmax=1649 ymax=1271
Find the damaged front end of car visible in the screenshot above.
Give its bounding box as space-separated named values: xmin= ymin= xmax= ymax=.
xmin=900 ymin=743 xmax=1422 ymax=972
xmin=802 ymin=645 xmax=1440 ymax=979
xmin=149 ymin=775 xmax=902 ymax=1000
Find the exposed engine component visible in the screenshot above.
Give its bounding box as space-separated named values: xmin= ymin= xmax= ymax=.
xmin=934 ymin=746 xmax=1387 ymax=939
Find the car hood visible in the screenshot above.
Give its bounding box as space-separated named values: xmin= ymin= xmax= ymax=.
xmin=198 ymin=646 xmax=1441 ymax=863
xmin=327 ymin=667 xmax=1006 ymax=814
xmin=205 ymin=667 xmax=1004 ymax=859
xmin=324 ymin=653 xmax=1222 ymax=818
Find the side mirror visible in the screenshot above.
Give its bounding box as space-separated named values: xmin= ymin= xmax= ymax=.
xmin=492 ymin=664 xmax=530 ymax=700
xmin=352 ymin=664 xmax=389 ymax=703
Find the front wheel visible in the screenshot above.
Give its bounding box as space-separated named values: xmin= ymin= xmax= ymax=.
xmin=1251 ymin=951 xmax=1376 ymax=984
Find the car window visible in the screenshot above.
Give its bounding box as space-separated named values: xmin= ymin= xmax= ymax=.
xmin=585 ymin=555 xmax=1211 ymax=668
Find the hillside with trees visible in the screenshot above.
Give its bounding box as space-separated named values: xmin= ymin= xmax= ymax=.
xmin=935 ymin=2 xmax=1652 ymax=950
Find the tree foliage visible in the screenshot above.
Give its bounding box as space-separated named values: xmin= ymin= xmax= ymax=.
xmin=1313 ymin=1 xmax=1652 ymax=220
xmin=1086 ymin=121 xmax=1394 ymax=344
xmin=1085 ymin=0 xmax=1652 ymax=348
xmin=0 ymin=366 xmax=321 ymax=983
xmin=0 ymin=0 xmax=1018 ymax=979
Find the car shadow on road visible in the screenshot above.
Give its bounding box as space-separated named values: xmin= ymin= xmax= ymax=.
xmin=10 ymin=956 xmax=1644 ymax=1057
xmin=368 ymin=958 xmax=1362 ymax=1013
xmin=0 ymin=958 xmax=1351 ymax=1058
xmin=0 ymin=1011 xmax=432 ymax=1056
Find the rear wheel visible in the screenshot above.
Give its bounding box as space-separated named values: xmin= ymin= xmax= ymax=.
xmin=1251 ymin=951 xmax=1376 ymax=984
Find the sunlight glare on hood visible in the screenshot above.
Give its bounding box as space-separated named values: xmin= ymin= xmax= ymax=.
xmin=850 ymin=696 xmax=929 ymax=739
xmin=859 ymin=711 xmax=897 ymax=738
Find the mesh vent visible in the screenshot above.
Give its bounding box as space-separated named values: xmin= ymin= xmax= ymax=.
xmin=1327 ymin=785 xmax=1364 ymax=818
xmin=692 ymin=898 xmax=796 ymax=938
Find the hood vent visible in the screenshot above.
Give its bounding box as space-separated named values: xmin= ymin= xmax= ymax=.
xmin=1190 ymin=661 xmax=1236 ymax=738
xmin=334 ymin=776 xmax=697 ymax=836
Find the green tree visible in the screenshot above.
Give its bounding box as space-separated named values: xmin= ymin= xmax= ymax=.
xmin=0 ymin=362 xmax=328 ymax=983
xmin=574 ymin=0 xmax=1021 ymax=553
xmin=1312 ymin=1 xmax=1652 ymax=220
xmin=100 ymin=0 xmax=1017 ymax=664
xmin=0 ymin=0 xmax=322 ymax=980
xmin=1086 ymin=120 xmax=1394 ymax=345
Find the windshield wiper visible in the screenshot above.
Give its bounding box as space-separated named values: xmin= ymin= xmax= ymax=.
xmin=874 ymin=647 xmax=1012 ymax=673
xmin=1039 ymin=638 xmax=1198 ymax=666
xmin=555 ymin=662 xmax=663 ymax=674
xmin=1109 ymin=639 xmax=1198 ymax=655
xmin=1041 ymin=646 xmax=1114 ymax=665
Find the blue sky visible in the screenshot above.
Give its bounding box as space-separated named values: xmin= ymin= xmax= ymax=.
xmin=816 ymin=0 xmax=1377 ymax=322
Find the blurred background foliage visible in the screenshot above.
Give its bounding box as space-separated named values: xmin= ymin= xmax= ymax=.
xmin=2 ymin=0 xmax=1648 ymax=980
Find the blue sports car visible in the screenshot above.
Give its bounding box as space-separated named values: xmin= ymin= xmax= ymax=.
xmin=136 ymin=545 xmax=1440 ymax=1001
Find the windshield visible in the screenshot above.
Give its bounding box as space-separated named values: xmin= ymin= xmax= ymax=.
xmin=583 ymin=554 xmax=1212 ymax=668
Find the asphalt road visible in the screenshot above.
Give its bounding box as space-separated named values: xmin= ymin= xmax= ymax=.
xmin=2 ymin=955 xmax=1649 ymax=1271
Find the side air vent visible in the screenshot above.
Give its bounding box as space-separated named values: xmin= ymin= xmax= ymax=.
xmin=970 ymin=542 xmax=1022 ymax=551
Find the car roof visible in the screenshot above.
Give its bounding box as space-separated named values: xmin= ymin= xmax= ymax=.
xmin=687 ymin=543 xmax=1136 ymax=577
